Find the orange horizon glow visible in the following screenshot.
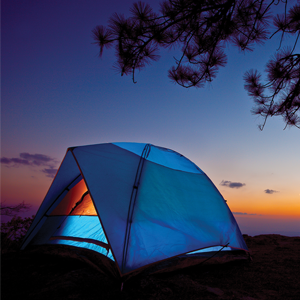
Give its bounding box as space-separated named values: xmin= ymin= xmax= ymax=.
xmin=222 ymin=189 xmax=300 ymax=217
xmin=2 ymin=162 xmax=299 ymax=222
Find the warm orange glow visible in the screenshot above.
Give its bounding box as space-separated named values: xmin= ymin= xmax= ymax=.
xmin=2 ymin=161 xmax=299 ymax=229
xmin=50 ymin=179 xmax=96 ymax=216
xmin=220 ymin=187 xmax=300 ymax=218
xmin=71 ymin=194 xmax=96 ymax=215
xmin=1 ymin=166 xmax=50 ymax=206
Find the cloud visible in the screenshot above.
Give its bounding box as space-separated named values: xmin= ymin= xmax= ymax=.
xmin=233 ymin=212 xmax=258 ymax=216
xmin=264 ymin=189 xmax=279 ymax=194
xmin=0 ymin=157 xmax=31 ymax=165
xmin=41 ymin=168 xmax=58 ymax=178
xmin=19 ymin=153 xmax=55 ymax=166
xmin=1 ymin=152 xmax=58 ymax=178
xmin=1 ymin=153 xmax=57 ymax=167
xmin=220 ymin=180 xmax=246 ymax=189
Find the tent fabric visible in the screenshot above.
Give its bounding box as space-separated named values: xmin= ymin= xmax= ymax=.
xmin=21 ymin=150 xmax=82 ymax=249
xmin=122 ymin=159 xmax=246 ymax=272
xmin=114 ymin=142 xmax=203 ymax=174
xmin=21 ymin=142 xmax=248 ymax=275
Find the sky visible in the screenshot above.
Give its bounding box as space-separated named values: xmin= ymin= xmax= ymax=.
xmin=1 ymin=0 xmax=300 ymax=236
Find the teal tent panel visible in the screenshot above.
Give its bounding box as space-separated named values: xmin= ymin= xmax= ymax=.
xmin=114 ymin=143 xmax=203 ymax=174
xmin=146 ymin=144 xmax=203 ymax=174
xmin=52 ymin=216 xmax=113 ymax=259
xmin=53 ymin=216 xmax=107 ymax=243
xmin=49 ymin=239 xmax=114 ymax=259
xmin=30 ymin=215 xmax=114 ymax=259
xmin=72 ymin=143 xmax=140 ymax=268
xmin=113 ymin=142 xmax=146 ymax=157
xmin=187 ymin=246 xmax=233 ymax=254
xmin=124 ymin=160 xmax=247 ymax=273
xmin=21 ymin=150 xmax=81 ymax=249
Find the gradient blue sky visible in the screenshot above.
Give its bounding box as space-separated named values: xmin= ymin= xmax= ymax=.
xmin=1 ymin=0 xmax=300 ymax=236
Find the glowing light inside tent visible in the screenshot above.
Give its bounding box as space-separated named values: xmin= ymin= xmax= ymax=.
xmin=50 ymin=179 xmax=96 ymax=216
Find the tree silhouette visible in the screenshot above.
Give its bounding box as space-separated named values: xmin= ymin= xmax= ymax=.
xmin=1 ymin=202 xmax=34 ymax=252
xmin=244 ymin=4 xmax=300 ymax=129
xmin=0 ymin=201 xmax=31 ymax=217
xmin=1 ymin=215 xmax=35 ymax=253
xmin=93 ymin=0 xmax=299 ymax=130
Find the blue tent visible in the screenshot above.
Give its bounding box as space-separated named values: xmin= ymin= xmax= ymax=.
xmin=21 ymin=142 xmax=248 ymax=275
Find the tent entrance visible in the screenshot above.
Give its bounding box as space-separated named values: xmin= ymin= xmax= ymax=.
xmin=30 ymin=178 xmax=114 ymax=260
xmin=50 ymin=179 xmax=97 ymax=216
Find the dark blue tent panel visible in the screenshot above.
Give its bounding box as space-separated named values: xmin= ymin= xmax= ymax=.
xmin=21 ymin=143 xmax=248 ymax=275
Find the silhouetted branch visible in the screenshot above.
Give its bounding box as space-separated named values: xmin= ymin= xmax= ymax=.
xmin=244 ymin=3 xmax=300 ymax=130
xmin=93 ymin=0 xmax=299 ymax=129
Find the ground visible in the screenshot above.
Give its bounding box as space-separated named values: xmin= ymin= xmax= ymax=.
xmin=1 ymin=234 xmax=300 ymax=300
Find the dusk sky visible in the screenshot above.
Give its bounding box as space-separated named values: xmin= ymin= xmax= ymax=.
xmin=1 ymin=0 xmax=300 ymax=236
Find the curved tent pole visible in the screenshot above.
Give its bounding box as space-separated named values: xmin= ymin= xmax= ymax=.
xmin=121 ymin=144 xmax=151 ymax=273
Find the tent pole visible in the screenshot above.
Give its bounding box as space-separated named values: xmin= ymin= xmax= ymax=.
xmin=121 ymin=144 xmax=151 ymax=273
